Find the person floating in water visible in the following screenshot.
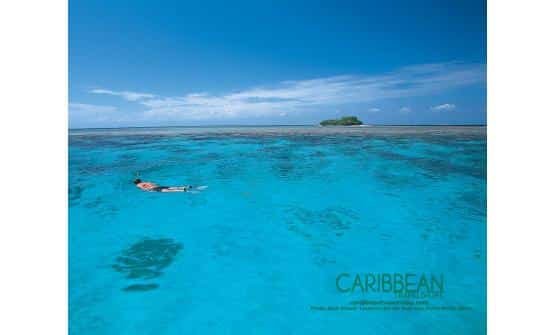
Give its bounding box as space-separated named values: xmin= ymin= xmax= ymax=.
xmin=134 ymin=179 xmax=206 ymax=193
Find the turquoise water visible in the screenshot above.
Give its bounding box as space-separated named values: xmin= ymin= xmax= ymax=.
xmin=69 ymin=126 xmax=486 ymax=334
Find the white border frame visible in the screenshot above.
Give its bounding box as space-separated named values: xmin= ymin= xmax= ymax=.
xmin=0 ymin=1 xmax=67 ymax=334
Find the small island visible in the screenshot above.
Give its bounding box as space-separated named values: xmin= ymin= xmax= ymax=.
xmin=320 ymin=116 xmax=363 ymax=126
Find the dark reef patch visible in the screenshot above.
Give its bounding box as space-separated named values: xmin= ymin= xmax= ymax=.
xmin=373 ymin=168 xmax=427 ymax=189
xmin=214 ymin=158 xmax=245 ymax=182
xmin=284 ymin=206 xmax=359 ymax=265
xmin=112 ymin=238 xmax=183 ymax=292
xmin=449 ymin=188 xmax=487 ymax=219
xmin=373 ymin=146 xmax=486 ymax=181
xmin=284 ymin=206 xmax=359 ymax=236
xmin=122 ymin=283 xmax=160 ymax=292
xmin=83 ymin=197 xmax=119 ymax=218
xmin=260 ymin=142 xmax=332 ymax=180
xmin=69 ymin=185 xmax=84 ymax=205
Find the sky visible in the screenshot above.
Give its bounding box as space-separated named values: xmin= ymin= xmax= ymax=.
xmin=69 ymin=0 xmax=486 ymax=128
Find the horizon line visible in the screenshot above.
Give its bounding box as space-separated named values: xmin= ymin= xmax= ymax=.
xmin=69 ymin=123 xmax=487 ymax=131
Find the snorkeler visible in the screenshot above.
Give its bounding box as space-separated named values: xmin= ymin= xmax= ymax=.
xmin=134 ymin=179 xmax=206 ymax=193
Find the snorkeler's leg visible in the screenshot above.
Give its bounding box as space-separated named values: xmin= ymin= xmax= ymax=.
xmin=160 ymin=186 xmax=207 ymax=193
xmin=159 ymin=187 xmax=186 ymax=192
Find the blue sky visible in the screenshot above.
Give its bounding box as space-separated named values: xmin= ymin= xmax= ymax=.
xmin=69 ymin=0 xmax=486 ymax=128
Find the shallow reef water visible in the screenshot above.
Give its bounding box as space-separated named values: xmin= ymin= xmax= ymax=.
xmin=69 ymin=126 xmax=486 ymax=335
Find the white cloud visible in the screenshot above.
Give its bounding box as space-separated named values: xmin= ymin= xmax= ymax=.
xmin=90 ymin=62 xmax=484 ymax=121
xmin=90 ymin=88 xmax=156 ymax=101
xmin=69 ymin=102 xmax=117 ymax=114
xmin=431 ymin=103 xmax=456 ymax=111
xmin=369 ymin=107 xmax=381 ymax=112
xmin=399 ymin=106 xmax=411 ymax=113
